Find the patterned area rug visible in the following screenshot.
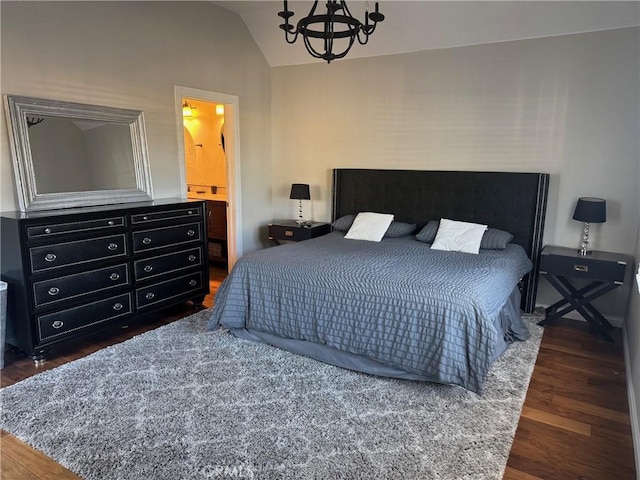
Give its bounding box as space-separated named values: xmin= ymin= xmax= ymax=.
xmin=1 ymin=309 xmax=543 ymax=480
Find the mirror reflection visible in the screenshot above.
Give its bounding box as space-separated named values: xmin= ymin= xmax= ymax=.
xmin=28 ymin=116 xmax=136 ymax=194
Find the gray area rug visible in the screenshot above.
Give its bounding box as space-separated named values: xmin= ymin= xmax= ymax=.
xmin=1 ymin=309 xmax=543 ymax=480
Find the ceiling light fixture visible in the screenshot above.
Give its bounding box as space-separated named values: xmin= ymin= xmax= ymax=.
xmin=278 ymin=0 xmax=384 ymax=64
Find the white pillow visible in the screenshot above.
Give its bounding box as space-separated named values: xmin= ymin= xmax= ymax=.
xmin=344 ymin=212 xmax=394 ymax=242
xmin=430 ymin=219 xmax=488 ymax=254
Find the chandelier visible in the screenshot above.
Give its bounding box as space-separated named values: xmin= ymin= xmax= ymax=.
xmin=278 ymin=1 xmax=385 ymax=63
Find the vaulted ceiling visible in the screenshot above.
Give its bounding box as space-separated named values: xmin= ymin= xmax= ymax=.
xmin=212 ymin=1 xmax=640 ymax=67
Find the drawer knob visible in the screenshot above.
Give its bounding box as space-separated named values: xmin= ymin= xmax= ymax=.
xmin=113 ymin=303 xmax=123 ymax=311
xmin=52 ymin=320 xmax=64 ymax=329
xmin=146 ymin=292 xmax=155 ymax=300
xmin=142 ymin=237 xmax=152 ymax=245
xmin=574 ymin=264 xmax=589 ymax=273
xmin=188 ymin=210 xmax=193 ymax=214
xmin=188 ymin=255 xmax=196 ymax=262
xmin=44 ymin=228 xmax=51 ymax=234
xmin=143 ymin=265 xmax=153 ymax=273
xmin=110 ymin=273 xmax=120 ymax=281
xmin=143 ymin=216 xmax=148 ymax=221
xmin=187 ymin=229 xmax=195 ymax=237
xmin=108 ymin=220 xmax=115 ymax=226
xmin=188 ymin=279 xmax=197 ymax=287
xmin=48 ymin=287 xmax=60 ymax=296
xmin=107 ymin=243 xmax=118 ymax=251
xmin=44 ymin=253 xmax=57 ymax=262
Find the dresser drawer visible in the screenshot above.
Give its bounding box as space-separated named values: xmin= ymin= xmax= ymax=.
xmin=134 ymin=247 xmax=203 ymax=281
xmin=29 ymin=234 xmax=128 ymax=273
xmin=131 ymin=206 xmax=202 ymax=225
xmin=26 ymin=216 xmax=125 ymax=239
xmin=136 ymin=272 xmax=203 ymax=310
xmin=132 ymin=223 xmax=202 ymax=252
xmin=37 ymin=293 xmax=132 ymax=342
xmin=32 ymin=263 xmax=130 ymax=309
xmin=540 ymin=253 xmax=626 ymax=283
xmin=268 ymin=224 xmax=312 ymax=241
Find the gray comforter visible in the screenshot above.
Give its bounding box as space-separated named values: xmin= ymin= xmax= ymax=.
xmin=208 ymin=232 xmax=532 ymax=392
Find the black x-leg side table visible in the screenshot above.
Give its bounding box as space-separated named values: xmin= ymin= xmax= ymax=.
xmin=538 ymin=245 xmax=631 ymax=342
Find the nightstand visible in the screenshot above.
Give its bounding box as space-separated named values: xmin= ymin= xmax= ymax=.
xmin=538 ymin=245 xmax=632 ymax=341
xmin=268 ymin=220 xmax=330 ymax=245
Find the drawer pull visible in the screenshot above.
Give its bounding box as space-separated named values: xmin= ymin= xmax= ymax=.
xmin=107 ymin=243 xmax=118 ymax=251
xmin=142 ymin=237 xmax=152 ymax=245
xmin=110 ymin=273 xmax=120 ymax=281
xmin=113 ymin=303 xmax=124 ymax=311
xmin=44 ymin=253 xmax=57 ymax=262
xmin=108 ymin=220 xmax=115 ymax=226
xmin=188 ymin=255 xmax=196 ymax=262
xmin=188 ymin=279 xmax=197 ymax=287
xmin=285 ymin=230 xmax=294 ymax=237
xmin=574 ymin=264 xmax=589 ymax=273
xmin=188 ymin=210 xmax=193 ymax=215
xmin=47 ymin=287 xmax=60 ymax=296
xmin=187 ymin=229 xmax=195 ymax=237
xmin=143 ymin=265 xmax=153 ymax=273
xmin=145 ymin=292 xmax=155 ymax=300
xmin=143 ymin=216 xmax=149 ymax=221
xmin=52 ymin=320 xmax=64 ymax=329
xmin=44 ymin=228 xmax=51 ymax=234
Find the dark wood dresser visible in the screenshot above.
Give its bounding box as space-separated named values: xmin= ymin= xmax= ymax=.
xmin=0 ymin=199 xmax=209 ymax=362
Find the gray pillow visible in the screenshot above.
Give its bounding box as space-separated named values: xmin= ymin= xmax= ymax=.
xmin=384 ymin=221 xmax=417 ymax=238
xmin=480 ymin=228 xmax=514 ymax=250
xmin=415 ymin=220 xmax=439 ymax=243
xmin=331 ymin=214 xmax=355 ymax=232
xmin=416 ymin=220 xmax=514 ymax=249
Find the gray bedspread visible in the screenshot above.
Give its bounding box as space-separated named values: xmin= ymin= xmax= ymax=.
xmin=207 ymin=232 xmax=532 ymax=392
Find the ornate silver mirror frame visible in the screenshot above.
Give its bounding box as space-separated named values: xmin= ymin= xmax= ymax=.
xmin=4 ymin=94 xmax=153 ymax=211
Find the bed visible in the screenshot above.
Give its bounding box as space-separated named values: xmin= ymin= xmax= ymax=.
xmin=208 ymin=169 xmax=549 ymax=393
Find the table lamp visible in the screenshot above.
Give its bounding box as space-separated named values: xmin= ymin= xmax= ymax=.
xmin=572 ymin=197 xmax=606 ymax=256
xmin=290 ymin=183 xmax=310 ymax=225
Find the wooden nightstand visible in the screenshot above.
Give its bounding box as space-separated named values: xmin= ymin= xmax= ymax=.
xmin=268 ymin=220 xmax=330 ymax=245
xmin=538 ymin=244 xmax=632 ymax=341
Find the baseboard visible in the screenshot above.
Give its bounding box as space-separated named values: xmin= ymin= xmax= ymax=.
xmin=535 ymin=303 xmax=624 ymax=328
xmin=623 ymin=327 xmax=640 ymax=477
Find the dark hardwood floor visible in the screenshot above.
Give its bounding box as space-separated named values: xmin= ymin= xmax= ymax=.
xmin=505 ymin=319 xmax=636 ymax=480
xmin=1 ymin=266 xmax=636 ymax=479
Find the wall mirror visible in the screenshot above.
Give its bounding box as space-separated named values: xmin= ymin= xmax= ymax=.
xmin=4 ymin=94 xmax=153 ymax=212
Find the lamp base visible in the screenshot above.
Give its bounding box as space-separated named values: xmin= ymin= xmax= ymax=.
xmin=578 ymin=222 xmax=591 ymax=256
xmin=295 ymin=199 xmax=306 ymax=226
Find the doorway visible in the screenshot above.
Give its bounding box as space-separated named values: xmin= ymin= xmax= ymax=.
xmin=174 ymin=86 xmax=242 ymax=272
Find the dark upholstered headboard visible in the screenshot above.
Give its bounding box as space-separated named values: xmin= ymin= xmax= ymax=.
xmin=332 ymin=169 xmax=549 ymax=313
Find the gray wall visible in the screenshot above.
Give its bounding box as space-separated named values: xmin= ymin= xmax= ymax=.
xmin=626 ymin=178 xmax=640 ymax=470
xmin=0 ymin=1 xmax=272 ymax=254
xmin=272 ymin=27 xmax=640 ymax=319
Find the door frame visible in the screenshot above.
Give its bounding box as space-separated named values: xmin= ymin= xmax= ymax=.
xmin=174 ymin=86 xmax=242 ymax=270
